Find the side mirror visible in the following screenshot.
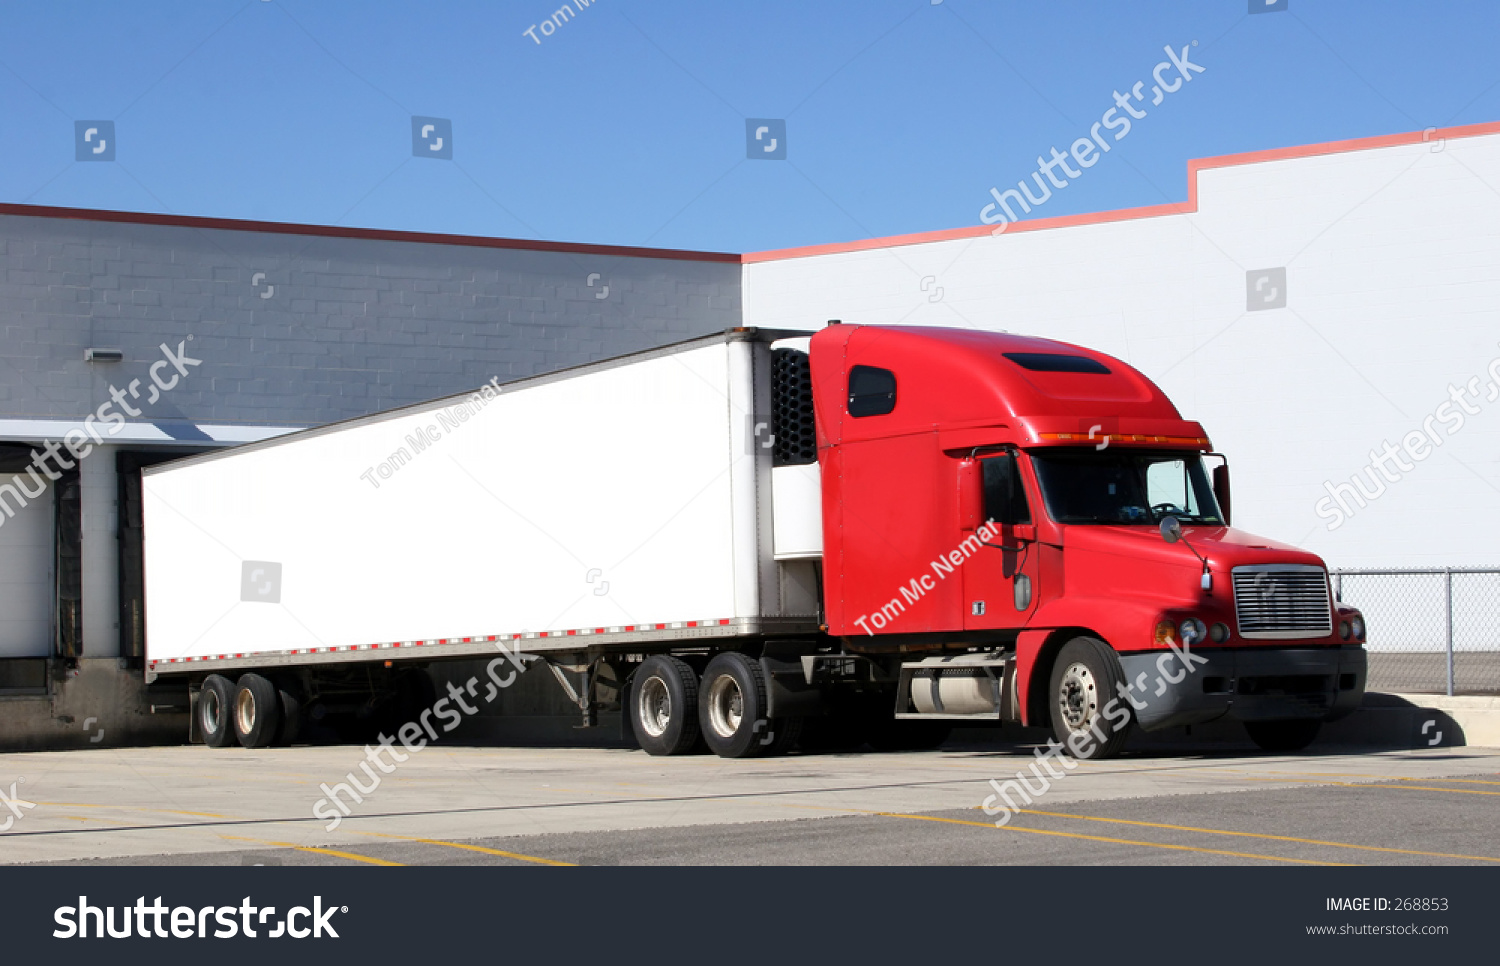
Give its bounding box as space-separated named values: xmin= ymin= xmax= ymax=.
xmin=1211 ymin=462 xmax=1232 ymax=525
xmin=957 ymin=458 xmax=982 ymax=532
xmin=1160 ymin=515 xmax=1212 ymax=590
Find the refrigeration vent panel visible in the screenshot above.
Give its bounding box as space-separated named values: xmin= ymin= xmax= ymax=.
xmin=772 ymin=348 xmax=817 ymax=467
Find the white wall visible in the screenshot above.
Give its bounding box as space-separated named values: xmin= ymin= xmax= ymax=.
xmin=744 ymin=131 xmax=1500 ymax=570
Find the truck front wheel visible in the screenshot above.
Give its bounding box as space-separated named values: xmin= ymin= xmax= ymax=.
xmin=1245 ymin=719 xmax=1320 ymax=752
xmin=631 ymin=655 xmax=702 ymax=756
xmin=1048 ymin=637 xmax=1132 ymax=760
xmin=699 ymin=652 xmax=800 ymax=759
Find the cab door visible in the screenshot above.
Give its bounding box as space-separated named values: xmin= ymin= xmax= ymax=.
xmin=961 ymin=450 xmax=1040 ymax=630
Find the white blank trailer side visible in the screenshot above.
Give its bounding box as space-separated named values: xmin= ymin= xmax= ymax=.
xmin=142 ymin=331 xmax=818 ymax=681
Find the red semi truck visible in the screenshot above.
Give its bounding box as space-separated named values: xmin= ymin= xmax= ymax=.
xmin=143 ymin=323 xmax=1367 ymax=759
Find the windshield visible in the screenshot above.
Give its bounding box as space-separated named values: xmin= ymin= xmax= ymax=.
xmin=1029 ymin=448 xmax=1224 ymax=526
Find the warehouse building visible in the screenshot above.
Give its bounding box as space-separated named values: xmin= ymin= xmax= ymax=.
xmin=0 ymin=209 xmax=740 ymax=747
xmin=3 ymin=120 xmax=1497 ymax=748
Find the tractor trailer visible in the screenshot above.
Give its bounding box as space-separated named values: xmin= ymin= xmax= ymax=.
xmin=141 ymin=324 xmax=1368 ymax=759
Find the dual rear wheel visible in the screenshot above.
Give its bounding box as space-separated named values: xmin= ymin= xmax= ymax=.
xmin=198 ymin=673 xmax=297 ymax=749
xmin=630 ymin=652 xmax=801 ymax=759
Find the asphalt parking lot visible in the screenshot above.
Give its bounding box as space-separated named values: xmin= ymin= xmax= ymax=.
xmin=3 ymin=734 xmax=1498 ymax=867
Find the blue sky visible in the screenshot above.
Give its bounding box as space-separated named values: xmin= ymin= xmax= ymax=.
xmin=2 ymin=0 xmax=1498 ymax=253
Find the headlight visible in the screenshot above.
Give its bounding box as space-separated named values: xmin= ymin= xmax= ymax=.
xmin=1178 ymin=618 xmax=1208 ymax=646
xmin=1338 ymin=621 xmax=1351 ymax=640
xmin=1350 ymin=616 xmax=1365 ymax=640
xmin=1209 ymin=622 xmax=1230 ymax=643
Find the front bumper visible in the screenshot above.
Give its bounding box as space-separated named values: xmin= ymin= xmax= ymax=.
xmin=1118 ymin=645 xmax=1367 ymax=732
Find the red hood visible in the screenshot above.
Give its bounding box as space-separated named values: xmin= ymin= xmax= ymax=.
xmin=1060 ymin=524 xmax=1326 ymax=573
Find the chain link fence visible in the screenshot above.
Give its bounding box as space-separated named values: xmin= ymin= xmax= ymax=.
xmin=1332 ymin=568 xmax=1500 ymax=695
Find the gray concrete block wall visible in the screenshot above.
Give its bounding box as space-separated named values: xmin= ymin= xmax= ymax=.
xmin=0 ymin=209 xmax=741 ymax=748
xmin=0 ymin=213 xmax=742 ymax=427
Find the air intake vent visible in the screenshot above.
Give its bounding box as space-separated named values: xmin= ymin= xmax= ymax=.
xmin=1232 ymin=565 xmax=1332 ymax=639
xmin=772 ymin=348 xmax=817 ymax=466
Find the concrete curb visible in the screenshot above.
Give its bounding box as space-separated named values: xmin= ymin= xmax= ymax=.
xmin=1374 ymin=693 xmax=1500 ymax=749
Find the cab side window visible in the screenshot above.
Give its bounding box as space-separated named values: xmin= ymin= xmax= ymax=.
xmin=847 ymin=365 xmax=896 ymax=417
xmin=981 ymin=454 xmax=1031 ymax=526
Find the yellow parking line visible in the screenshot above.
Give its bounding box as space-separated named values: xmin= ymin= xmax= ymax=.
xmin=1365 ymin=783 xmax=1500 ymax=797
xmin=34 ymin=802 xmax=109 ymax=808
xmin=1001 ymin=808 xmax=1500 ymax=863
xmin=356 ymin=831 xmax=575 ymax=867
xmin=1255 ymin=771 xmax=1500 ymax=786
xmin=863 ymin=810 xmax=1349 ymax=865
xmin=219 ymin=834 xmax=402 ymax=866
xmin=1241 ymin=777 xmax=1500 ymax=796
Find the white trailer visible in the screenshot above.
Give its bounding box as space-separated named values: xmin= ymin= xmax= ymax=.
xmin=143 ymin=329 xmax=829 ymax=755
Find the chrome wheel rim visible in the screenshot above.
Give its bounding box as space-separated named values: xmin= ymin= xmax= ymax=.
xmin=1057 ymin=662 xmax=1098 ymax=733
xmin=638 ymin=675 xmax=672 ymax=738
xmin=234 ymin=687 xmax=257 ymax=736
xmin=706 ymin=674 xmax=744 ymax=739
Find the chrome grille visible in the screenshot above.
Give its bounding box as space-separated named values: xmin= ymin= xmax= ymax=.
xmin=1232 ymin=565 xmax=1333 ymax=639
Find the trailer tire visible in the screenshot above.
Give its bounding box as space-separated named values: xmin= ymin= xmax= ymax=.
xmin=698 ymin=652 xmax=795 ymax=759
xmin=1246 ymin=719 xmax=1320 ymax=752
xmin=233 ymin=673 xmax=282 ymax=749
xmin=1048 ymin=636 xmax=1132 ymax=760
xmin=762 ymin=714 xmax=804 ymax=756
xmin=631 ymin=656 xmax=702 ymax=756
xmin=198 ymin=674 xmax=236 ymax=748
